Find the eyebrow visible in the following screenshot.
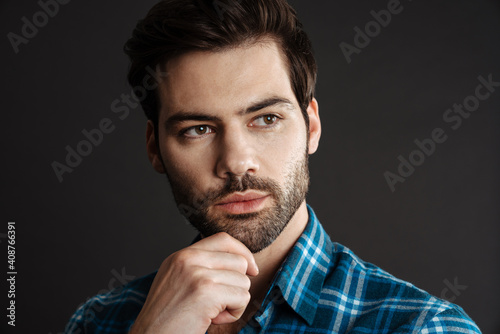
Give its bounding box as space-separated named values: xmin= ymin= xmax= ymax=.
xmin=164 ymin=96 xmax=295 ymax=129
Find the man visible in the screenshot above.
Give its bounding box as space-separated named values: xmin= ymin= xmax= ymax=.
xmin=65 ymin=0 xmax=481 ymax=333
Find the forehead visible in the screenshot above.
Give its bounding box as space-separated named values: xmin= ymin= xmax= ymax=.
xmin=157 ymin=40 xmax=297 ymax=118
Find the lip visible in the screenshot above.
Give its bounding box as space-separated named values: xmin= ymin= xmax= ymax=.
xmin=215 ymin=192 xmax=270 ymax=214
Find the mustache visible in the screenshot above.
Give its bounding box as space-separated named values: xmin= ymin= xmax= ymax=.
xmin=198 ymin=173 xmax=281 ymax=209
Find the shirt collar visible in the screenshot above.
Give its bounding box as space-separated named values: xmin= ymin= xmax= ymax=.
xmin=268 ymin=204 xmax=333 ymax=325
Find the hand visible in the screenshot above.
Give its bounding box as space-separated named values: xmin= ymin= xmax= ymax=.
xmin=129 ymin=232 xmax=259 ymax=334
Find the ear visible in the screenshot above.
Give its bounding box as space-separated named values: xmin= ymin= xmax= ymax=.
xmin=146 ymin=120 xmax=166 ymax=174
xmin=307 ymin=97 xmax=321 ymax=154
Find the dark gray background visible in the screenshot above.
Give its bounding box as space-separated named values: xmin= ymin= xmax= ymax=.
xmin=1 ymin=0 xmax=499 ymax=333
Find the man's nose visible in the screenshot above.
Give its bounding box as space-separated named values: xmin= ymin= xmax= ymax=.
xmin=215 ymin=127 xmax=259 ymax=179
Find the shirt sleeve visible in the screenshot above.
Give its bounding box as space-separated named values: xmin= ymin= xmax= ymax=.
xmin=63 ymin=273 xmax=153 ymax=333
xmin=418 ymin=307 xmax=482 ymax=334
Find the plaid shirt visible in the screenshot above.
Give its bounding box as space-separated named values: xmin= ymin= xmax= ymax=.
xmin=65 ymin=205 xmax=481 ymax=333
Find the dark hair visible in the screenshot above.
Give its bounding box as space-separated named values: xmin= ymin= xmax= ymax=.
xmin=124 ymin=0 xmax=317 ymax=136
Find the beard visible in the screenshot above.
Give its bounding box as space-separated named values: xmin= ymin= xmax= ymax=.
xmin=164 ymin=150 xmax=310 ymax=253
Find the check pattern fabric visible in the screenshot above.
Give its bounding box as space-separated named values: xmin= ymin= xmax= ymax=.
xmin=65 ymin=205 xmax=481 ymax=333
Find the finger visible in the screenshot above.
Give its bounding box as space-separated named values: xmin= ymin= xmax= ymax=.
xmin=191 ymin=232 xmax=259 ymax=276
xmin=203 ymin=268 xmax=251 ymax=291
xmin=186 ymin=251 xmax=251 ymax=275
xmin=210 ymin=285 xmax=251 ymax=324
xmin=211 ymin=309 xmax=245 ymax=325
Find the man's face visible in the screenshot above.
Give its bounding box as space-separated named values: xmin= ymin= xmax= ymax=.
xmin=147 ymin=39 xmax=320 ymax=253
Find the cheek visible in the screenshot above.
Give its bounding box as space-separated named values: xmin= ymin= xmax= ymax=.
xmin=161 ymin=140 xmax=214 ymax=193
xmin=258 ymin=123 xmax=308 ymax=180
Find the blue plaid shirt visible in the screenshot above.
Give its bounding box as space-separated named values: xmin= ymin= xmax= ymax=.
xmin=65 ymin=205 xmax=481 ymax=333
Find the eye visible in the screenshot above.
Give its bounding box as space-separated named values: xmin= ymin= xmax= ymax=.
xmin=251 ymin=114 xmax=281 ymax=127
xmin=182 ymin=125 xmax=214 ymax=137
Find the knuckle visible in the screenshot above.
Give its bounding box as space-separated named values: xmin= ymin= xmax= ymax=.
xmin=197 ymin=277 xmax=217 ymax=291
xmin=236 ymin=255 xmax=248 ymax=270
xmin=215 ymin=232 xmax=232 ymax=243
xmin=243 ymin=276 xmax=251 ymax=290
xmin=172 ymin=248 xmax=197 ymax=267
xmin=190 ymin=266 xmax=207 ymax=280
xmin=241 ymin=289 xmax=251 ymax=304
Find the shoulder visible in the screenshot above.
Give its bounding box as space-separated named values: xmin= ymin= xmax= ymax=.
xmin=64 ymin=272 xmax=156 ymax=334
xmin=418 ymin=307 xmax=482 ymax=333
xmin=319 ymin=243 xmax=481 ymax=333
